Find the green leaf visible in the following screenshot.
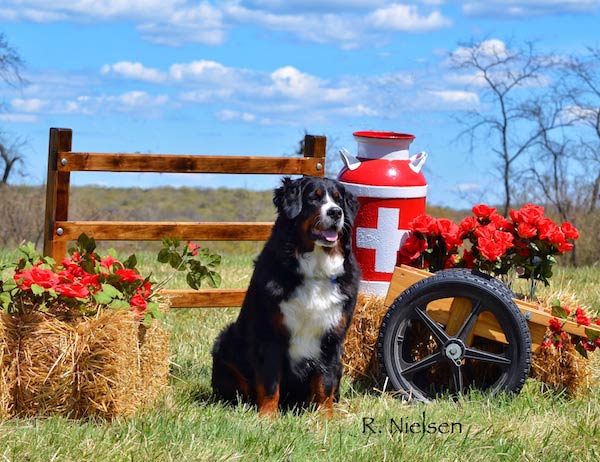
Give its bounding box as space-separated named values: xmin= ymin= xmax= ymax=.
xmin=552 ymin=299 xmax=561 ymax=307
xmin=101 ymin=283 xmax=123 ymax=299
xmin=186 ymin=272 xmax=199 ymax=290
xmin=109 ymin=299 xmax=130 ymax=310
xmin=551 ymin=304 xmax=569 ymax=319
xmin=1 ymin=280 xmax=17 ymax=291
xmin=142 ymin=313 xmax=153 ymax=328
xmin=157 ymin=248 xmax=170 ymax=263
xmin=207 ymin=271 xmax=221 ymax=288
xmin=94 ymin=291 xmax=113 ymax=305
xmin=43 ymin=256 xmax=56 ymax=266
xmin=123 ymin=254 xmax=137 ymax=269
xmin=108 ymin=248 xmax=119 ymax=258
xmin=0 ymin=292 xmax=12 ymax=306
xmin=585 ymin=328 xmax=600 ymax=342
xmin=31 ymin=284 xmax=45 ymax=296
xmin=205 ymin=254 xmax=222 ymax=268
xmin=574 ymin=342 xmax=588 ymax=359
xmin=147 ymin=302 xmax=165 ymax=320
xmin=168 ymin=252 xmax=182 ymax=270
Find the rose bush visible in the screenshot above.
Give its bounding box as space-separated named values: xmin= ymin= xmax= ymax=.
xmin=0 ymin=234 xmax=221 ymax=325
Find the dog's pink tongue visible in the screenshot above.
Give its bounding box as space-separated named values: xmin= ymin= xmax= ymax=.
xmin=323 ymin=229 xmax=338 ymax=242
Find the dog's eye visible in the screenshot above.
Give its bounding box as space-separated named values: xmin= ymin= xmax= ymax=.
xmin=314 ymin=189 xmax=323 ymax=199
xmin=332 ymin=191 xmax=340 ymax=201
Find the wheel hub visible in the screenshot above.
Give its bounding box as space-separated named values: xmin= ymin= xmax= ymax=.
xmin=443 ymin=340 xmax=465 ymax=366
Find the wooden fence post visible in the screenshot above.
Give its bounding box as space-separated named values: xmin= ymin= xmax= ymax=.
xmin=43 ymin=128 xmax=72 ymax=260
xmin=303 ymin=135 xmax=326 ymax=176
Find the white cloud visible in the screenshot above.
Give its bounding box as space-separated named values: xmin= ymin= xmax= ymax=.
xmin=367 ymin=3 xmax=452 ymax=31
xmin=429 ymin=90 xmax=480 ymax=105
xmin=456 ymin=183 xmax=480 ymax=192
xmin=444 ymin=71 xmax=487 ymax=87
xmin=0 ymin=113 xmax=39 ymax=123
xmin=216 ymin=109 xmax=257 ymax=122
xmin=11 ymin=98 xmax=47 ymax=113
xmin=101 ymin=62 xmax=166 ymax=83
xmin=462 ymin=0 xmax=600 ymax=18
xmin=1 ymin=0 xmax=453 ymax=48
xmin=451 ymin=39 xmax=508 ymax=61
xmin=115 ymin=91 xmax=169 ymax=108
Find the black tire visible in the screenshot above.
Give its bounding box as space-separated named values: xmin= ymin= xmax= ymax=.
xmin=377 ymin=269 xmax=531 ymax=402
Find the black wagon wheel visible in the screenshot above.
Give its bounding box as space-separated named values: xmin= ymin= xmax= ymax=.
xmin=377 ymin=269 xmax=531 ymax=402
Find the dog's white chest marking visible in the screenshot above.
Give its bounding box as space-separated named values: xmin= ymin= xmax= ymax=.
xmin=280 ymin=248 xmax=346 ymax=370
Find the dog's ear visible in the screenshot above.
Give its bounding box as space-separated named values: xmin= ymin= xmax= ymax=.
xmin=273 ymin=177 xmax=303 ymax=219
xmin=342 ymin=186 xmax=360 ymax=225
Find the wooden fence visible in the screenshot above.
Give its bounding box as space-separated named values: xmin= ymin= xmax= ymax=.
xmin=43 ymin=128 xmax=326 ymax=308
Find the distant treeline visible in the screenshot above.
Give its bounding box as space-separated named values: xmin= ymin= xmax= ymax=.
xmin=0 ymin=185 xmax=597 ymax=265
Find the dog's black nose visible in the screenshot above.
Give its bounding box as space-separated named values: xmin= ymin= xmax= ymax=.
xmin=327 ymin=207 xmax=343 ymax=220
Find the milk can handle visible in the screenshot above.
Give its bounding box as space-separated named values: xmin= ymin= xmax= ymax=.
xmin=409 ymin=151 xmax=427 ymax=173
xmin=339 ymin=148 xmax=361 ymax=171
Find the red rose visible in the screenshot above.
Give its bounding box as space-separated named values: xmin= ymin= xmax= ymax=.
xmin=541 ymin=338 xmax=552 ymax=349
xmin=81 ymin=273 xmax=101 ymax=291
xmin=136 ymin=282 xmax=152 ymax=298
xmin=437 ymin=218 xmax=462 ymax=250
xmin=409 ymin=214 xmax=438 ymax=234
xmin=595 ymin=338 xmax=600 ymax=348
xmin=560 ymin=222 xmax=579 ymax=240
xmin=548 ymin=317 xmax=562 ymax=334
xmin=130 ymin=294 xmax=148 ymax=316
xmin=100 ymin=255 xmax=119 ymax=270
xmin=575 ymin=308 xmax=591 ymax=326
xmin=459 ymin=216 xmax=478 ymax=236
xmin=187 ymin=241 xmax=200 ymax=257
xmin=516 ymin=204 xmax=545 ymax=225
xmin=472 ymin=204 xmax=497 ymax=218
xmin=61 ymin=258 xmax=84 ymax=277
xmin=15 ymin=267 xmax=60 ymax=290
xmin=444 ymin=254 xmax=458 ymax=269
xmin=478 ymin=240 xmax=505 ymax=261
xmin=56 ymin=282 xmax=90 ymax=299
xmin=489 ymin=213 xmax=512 ymax=231
xmin=115 ymin=268 xmax=143 ymax=282
xmin=398 ymin=234 xmax=428 ymax=263
xmin=537 ymin=218 xmax=558 ymax=241
xmin=516 ymin=222 xmax=537 ymax=238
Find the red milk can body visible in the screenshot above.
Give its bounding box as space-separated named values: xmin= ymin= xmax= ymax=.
xmin=338 ymin=131 xmax=428 ymax=297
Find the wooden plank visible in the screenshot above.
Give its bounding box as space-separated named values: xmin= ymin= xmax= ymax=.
xmin=162 ymin=289 xmax=246 ymax=308
xmin=53 ymin=221 xmax=274 ymax=241
xmin=445 ymin=297 xmax=476 ymax=345
xmin=303 ymin=135 xmax=326 ymax=177
xmin=44 ymin=128 xmax=72 ymax=261
xmin=57 ymin=152 xmax=325 ymax=175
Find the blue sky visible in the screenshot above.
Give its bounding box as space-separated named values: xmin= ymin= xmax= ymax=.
xmin=1 ymin=0 xmax=600 ymax=207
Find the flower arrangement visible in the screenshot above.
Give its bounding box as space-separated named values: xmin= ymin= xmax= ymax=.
xmin=546 ymin=299 xmax=600 ymax=357
xmin=0 ymin=234 xmax=221 ymax=419
xmin=399 ymin=203 xmax=579 ymax=296
xmin=0 ymin=234 xmax=222 ymax=323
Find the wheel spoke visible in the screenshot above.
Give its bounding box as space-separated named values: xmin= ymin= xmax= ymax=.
xmin=456 ymin=300 xmax=483 ymax=341
xmin=401 ymin=351 xmax=444 ymax=377
xmin=464 ymin=347 xmax=511 ymax=366
xmin=414 ymin=306 xmax=449 ymax=344
xmin=451 ymin=364 xmax=463 ymax=393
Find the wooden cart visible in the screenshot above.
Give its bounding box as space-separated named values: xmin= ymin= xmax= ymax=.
xmin=377 ymin=265 xmax=600 ymax=401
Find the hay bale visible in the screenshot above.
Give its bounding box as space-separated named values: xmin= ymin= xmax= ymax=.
xmin=343 ymin=293 xmax=389 ymax=383
xmin=0 ymin=306 xmax=170 ymax=420
xmin=137 ymin=321 xmax=170 ymax=408
xmin=531 ymin=339 xmax=593 ymax=396
xmin=0 ymin=313 xmax=17 ymax=419
xmin=12 ymin=312 xmax=79 ymax=416
xmin=74 ymin=310 xmax=141 ymax=419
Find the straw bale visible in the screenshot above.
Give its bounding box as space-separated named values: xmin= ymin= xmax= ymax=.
xmin=74 ymin=310 xmax=141 ymax=419
xmin=137 ymin=321 xmax=170 ymax=408
xmin=11 ymin=312 xmax=79 ymax=416
xmin=343 ymin=294 xmax=389 ymax=383
xmin=0 ymin=313 xmax=17 ymax=419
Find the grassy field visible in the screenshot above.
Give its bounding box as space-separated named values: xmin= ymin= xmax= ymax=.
xmin=0 ymin=249 xmax=599 ymax=462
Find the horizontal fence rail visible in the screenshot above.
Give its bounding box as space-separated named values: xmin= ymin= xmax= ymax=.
xmin=43 ymin=127 xmax=327 ymax=308
xmin=53 ymin=221 xmax=274 ymax=242
xmin=56 ymin=152 xmax=325 ymax=175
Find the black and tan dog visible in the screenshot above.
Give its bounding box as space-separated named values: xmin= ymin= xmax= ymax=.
xmin=211 ymin=176 xmax=360 ymax=415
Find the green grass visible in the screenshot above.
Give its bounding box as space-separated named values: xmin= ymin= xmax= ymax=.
xmin=0 ymin=250 xmax=599 ymax=461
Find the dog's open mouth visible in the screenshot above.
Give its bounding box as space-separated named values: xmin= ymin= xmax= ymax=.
xmin=311 ymin=226 xmax=340 ymax=244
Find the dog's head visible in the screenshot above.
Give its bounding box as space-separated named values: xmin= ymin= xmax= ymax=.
xmin=273 ymin=176 xmax=359 ymax=248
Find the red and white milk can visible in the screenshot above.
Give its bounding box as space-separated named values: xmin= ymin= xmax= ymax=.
xmin=338 ymin=131 xmax=428 ymax=297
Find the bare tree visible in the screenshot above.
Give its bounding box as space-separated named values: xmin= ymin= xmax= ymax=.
xmin=561 ymin=46 xmax=600 ymax=213
xmin=449 ymin=38 xmax=557 ymax=216
xmin=0 ymin=32 xmax=26 ymax=186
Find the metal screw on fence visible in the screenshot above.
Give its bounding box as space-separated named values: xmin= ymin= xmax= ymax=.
xmin=56 ymin=227 xmax=64 ymax=236
xmin=61 ymin=158 xmax=67 ymax=166
xmin=316 ymin=163 xmax=323 ymax=171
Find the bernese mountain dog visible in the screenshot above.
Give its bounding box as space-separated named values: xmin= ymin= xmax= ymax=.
xmin=211 ymin=176 xmax=360 ymax=415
